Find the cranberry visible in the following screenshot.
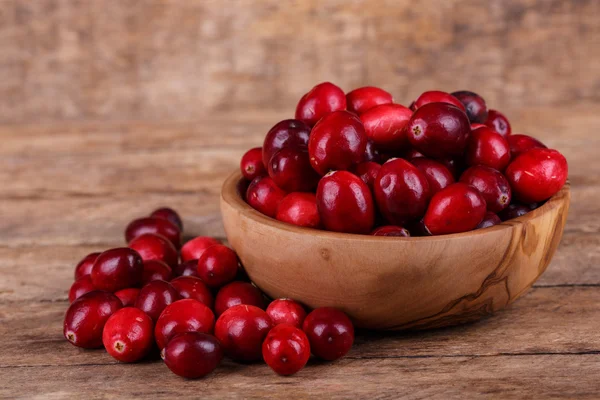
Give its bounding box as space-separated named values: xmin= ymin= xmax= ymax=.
xmin=262 ymin=119 xmax=311 ymax=168
xmin=129 ymin=233 xmax=178 ymax=268
xmin=364 ymin=139 xmax=381 ymax=163
xmin=471 ymin=123 xmax=486 ymax=130
xmin=74 ymin=252 xmax=100 ymax=280
xmin=499 ymin=204 xmax=531 ymax=221
xmin=162 ymin=332 xmax=223 ymax=378
xmin=266 ymin=299 xmax=307 ymax=328
xmin=125 ymin=217 xmax=181 ymax=248
xmin=172 ymin=259 xmax=200 ymax=278
xmin=170 ymin=276 xmax=214 ymax=309
xmin=508 ymin=134 xmax=547 ymax=159
xmin=460 ymin=166 xmax=512 ymax=213
xmin=407 ymin=219 xmax=431 ymax=237
xmin=352 ymin=161 xmax=381 ymax=189
xmin=197 ymin=245 xmax=239 ymax=288
xmin=240 ymin=147 xmax=267 ymax=181
xmin=477 ymin=212 xmax=502 ymax=229
xmin=102 ymin=307 xmax=154 ymax=363
xmin=263 ymin=324 xmax=311 ymax=376
xmin=268 ymin=147 xmax=320 ymax=192
xmin=438 ymin=157 xmax=464 ymax=179
xmin=402 ymin=148 xmax=425 ymax=159
xmin=115 ymin=288 xmax=140 ymax=307
xmin=316 ymin=171 xmax=375 ymax=234
xmin=295 ymin=82 xmax=346 ymax=127
xmin=466 ymin=127 xmax=511 ymax=171
xmin=308 ymin=111 xmax=368 ymax=175
xmin=276 ymin=192 xmax=321 ymax=229
xmin=302 ymin=307 xmax=354 ymax=361
xmin=64 ymin=291 xmax=122 ymax=349
xmin=485 ymin=109 xmax=512 ymax=137
xmin=150 ymin=207 xmax=183 ymax=231
xmin=410 ymin=158 xmax=455 ymax=195
xmin=450 ymin=90 xmax=488 ymax=123
xmin=141 ymin=260 xmax=173 ymax=284
xmin=214 ymin=304 xmax=273 ymax=362
xmin=68 ymin=276 xmax=95 ymax=303
xmin=135 ymin=280 xmax=180 ymax=322
xmin=215 ymin=281 xmax=266 ymax=316
xmin=373 ymin=158 xmax=430 ymax=225
xmin=155 ymin=299 xmax=215 ymax=349
xmin=423 ymin=183 xmax=487 ymax=235
xmin=505 ymin=148 xmax=568 ymax=203
xmin=246 ymin=176 xmax=287 ymax=218
xmin=346 ymin=86 xmax=393 ymax=114
xmin=407 ymin=102 xmax=470 ymax=158
xmin=414 ymin=90 xmax=466 ymax=112
xmin=371 ymin=225 xmax=410 ymax=237
xmin=359 ymin=104 xmax=412 ymax=151
xmin=90 ymin=248 xmax=143 ymax=292
xmin=181 ymin=236 xmax=221 ymax=263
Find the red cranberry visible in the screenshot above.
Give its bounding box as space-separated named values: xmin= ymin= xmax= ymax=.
xmin=162 ymin=332 xmax=223 ymax=379
xmin=407 ymin=219 xmax=431 ymax=237
xmin=371 ymin=225 xmax=410 ymax=237
xmin=316 ymin=171 xmax=375 ymax=234
xmin=74 ymin=252 xmax=100 ymax=280
xmin=246 ymin=176 xmax=287 ymax=218
xmin=402 ymin=148 xmax=425 ymax=159
xmin=308 ymin=111 xmax=368 ymax=175
xmin=172 ymin=259 xmax=200 ymax=278
xmin=125 ymin=217 xmax=181 ymax=248
xmin=240 ymin=147 xmax=267 ymax=181
xmin=302 ymin=307 xmax=354 ymax=361
xmin=181 ymin=236 xmax=221 ymax=262
xmin=508 ymin=134 xmax=547 ymax=159
xmin=262 ymin=119 xmax=311 ymax=168
xmin=423 ymin=183 xmax=487 ymax=235
xmin=414 ymin=90 xmax=466 ymax=112
xmin=359 ymin=104 xmax=412 ymax=151
xmin=68 ymin=276 xmax=95 ymax=303
xmin=407 ymin=102 xmax=470 ymax=158
xmin=352 ymin=161 xmax=381 ymax=189
xmin=460 ymin=166 xmax=512 ymax=213
xmin=268 ymin=147 xmax=320 ymax=192
xmin=410 ymin=158 xmax=455 ymax=195
xmin=155 ymin=299 xmax=215 ymax=349
xmin=451 ymin=90 xmax=488 ymax=123
xmin=276 ymin=192 xmax=321 ymax=229
xmin=102 ymin=307 xmax=154 ymax=363
xmin=438 ymin=157 xmax=463 ymax=179
xmin=129 ymin=233 xmax=178 ymax=268
xmin=477 ymin=212 xmax=502 ymax=229
xmin=266 ymin=299 xmax=307 ymax=328
xmin=466 ymin=127 xmax=511 ymax=171
xmin=64 ymin=291 xmax=122 ymax=349
xmin=150 ymin=207 xmax=183 ymax=231
xmin=214 ymin=304 xmax=273 ymax=362
xmin=499 ymin=204 xmax=531 ymax=221
xmin=90 ymin=248 xmax=143 ymax=292
xmin=373 ymin=159 xmax=430 ymax=225
xmin=346 ymin=86 xmax=393 ymax=114
xmin=485 ymin=109 xmax=512 ymax=137
xmin=141 ymin=260 xmax=173 ymax=284
xmin=114 ymin=288 xmax=140 ymax=307
xmin=214 ymin=281 xmax=266 ymax=316
xmin=471 ymin=123 xmax=486 ymax=130
xmin=170 ymin=276 xmax=214 ymax=309
xmin=364 ymin=139 xmax=381 ymax=162
xmin=197 ymin=245 xmax=239 ymax=288
xmin=263 ymin=324 xmax=311 ymax=376
xmin=295 ymin=82 xmax=346 ymax=127
xmin=135 ymin=280 xmax=180 ymax=322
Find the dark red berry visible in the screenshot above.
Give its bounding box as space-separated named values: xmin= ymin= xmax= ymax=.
xmin=508 ymin=134 xmax=547 ymax=159
xmin=450 ymin=90 xmax=488 ymax=123
xmin=346 ymin=86 xmax=393 ymax=114
xmin=241 ymin=147 xmax=267 ymax=181
xmin=103 ymin=307 xmax=154 ymax=363
xmin=371 ymin=225 xmax=410 ymax=237
xmin=352 ymin=161 xmax=381 ymax=190
xmin=406 ymin=219 xmax=431 ymax=237
xmin=172 ymin=259 xmax=200 ymax=278
xmin=68 ymin=276 xmax=95 ymax=303
xmin=263 ymin=324 xmax=311 ymax=376
xmin=129 ymin=233 xmax=178 ymax=268
xmin=359 ymin=104 xmax=412 ymax=151
xmin=170 ymin=276 xmax=214 ymax=309
xmin=214 ymin=281 xmax=266 ymax=316
xmin=90 ymin=248 xmax=144 ymax=292
xmin=74 ymin=252 xmax=100 ymax=280
xmin=295 ymin=82 xmax=346 ymax=127
xmin=266 ymin=299 xmax=307 ymax=329
xmin=114 ymin=288 xmax=140 ymax=307
xmin=499 ymin=204 xmax=531 ymax=221
xmin=276 ymin=192 xmax=321 ymax=229
xmin=181 ymin=236 xmax=221 ymax=262
xmin=302 ymin=307 xmax=354 ymax=361
xmin=364 ymin=139 xmax=381 ymax=162
xmin=141 ymin=260 xmax=173 ymax=284
xmin=410 ymin=158 xmax=455 ymax=195
xmin=477 ymin=212 xmax=502 ymax=229
xmin=484 ymin=109 xmax=511 ymax=137
xmin=466 ymin=127 xmax=511 ymax=171
xmin=155 ymin=299 xmax=215 ymax=350
xmin=125 ymin=217 xmax=181 ymax=248
xmin=414 ymin=90 xmax=466 ymax=112
xmin=197 ymin=245 xmax=239 ymax=288
xmin=262 ymin=119 xmax=311 ymax=168
xmin=162 ymin=332 xmax=223 ymax=379
xmin=460 ymin=166 xmax=512 ymax=213
xmin=135 ymin=280 xmax=180 ymax=322
xmin=150 ymin=207 xmax=183 ymax=231
xmin=268 ymin=147 xmax=320 ymax=192
xmin=246 ymin=176 xmax=287 ymax=218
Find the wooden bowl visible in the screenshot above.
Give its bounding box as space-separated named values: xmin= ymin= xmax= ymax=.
xmin=220 ymin=171 xmax=570 ymax=330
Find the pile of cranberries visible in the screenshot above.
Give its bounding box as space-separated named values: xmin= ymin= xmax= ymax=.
xmin=241 ymin=83 xmax=568 ymax=236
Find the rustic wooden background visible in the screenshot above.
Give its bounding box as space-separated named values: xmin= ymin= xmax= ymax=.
xmin=1 ymin=0 xmax=599 ymax=398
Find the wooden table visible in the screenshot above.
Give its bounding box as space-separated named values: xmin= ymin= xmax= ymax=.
xmin=1 ymin=106 xmax=598 ymax=399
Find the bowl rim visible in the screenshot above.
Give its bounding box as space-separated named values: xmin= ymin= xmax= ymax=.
xmin=221 ymin=170 xmax=570 ymax=242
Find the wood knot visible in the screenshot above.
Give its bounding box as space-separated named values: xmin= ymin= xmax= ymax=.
xmin=320 ymin=248 xmax=330 ymax=261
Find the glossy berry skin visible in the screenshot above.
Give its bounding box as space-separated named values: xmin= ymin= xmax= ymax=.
xmin=102 ymin=307 xmax=154 ymax=363
xmin=64 ymin=291 xmax=122 ymax=349
xmin=373 ymin=159 xmax=431 ymax=225
xmin=90 ymin=248 xmax=144 ymax=292
xmin=451 ymin=91 xmax=488 ymax=123
xmin=246 ymin=176 xmax=287 ymax=218
xmin=438 ymin=157 xmax=463 ymax=179
xmin=197 ymin=245 xmax=239 ymax=288
xmin=155 ymin=299 xmax=215 ymax=350
xmin=407 ymin=219 xmax=431 ymax=237
xmin=407 ymin=102 xmax=471 ymax=158
xmin=508 ymin=134 xmax=547 ymax=159
xmin=262 ymin=119 xmax=311 ymax=168
xmin=346 ymin=86 xmax=393 ymax=114
xmin=371 ymin=225 xmax=410 ymax=237
xmin=302 ymin=307 xmax=354 ymax=361
xmin=499 ymin=204 xmax=531 ymax=221
xmin=135 ymin=280 xmax=180 ymax=322
xmin=360 ymin=104 xmax=412 ymax=151
xmin=181 ymin=236 xmax=221 ymax=263
xmin=423 ymin=183 xmax=487 ymax=235
xmin=414 ymin=90 xmax=466 ymax=112
xmin=505 ymin=148 xmax=568 ymax=203
xmin=485 ymin=109 xmax=512 ymax=137
xmin=214 ymin=304 xmax=273 ymax=362
xmin=162 ymin=333 xmax=223 ymax=379
xmin=410 ymin=158 xmax=455 ymax=195
xmin=241 ymin=147 xmax=267 ymax=181
xmin=316 ymin=171 xmax=375 ymax=234
xmin=276 ymin=192 xmax=321 ymax=229
xmin=466 ymin=127 xmax=511 ymax=171
xmin=364 ymin=139 xmax=381 ymax=163
xmin=141 ymin=260 xmax=173 ymax=285
xmin=295 ymin=82 xmax=346 ymax=127
xmin=114 ymin=288 xmax=140 ymax=307
xmin=125 ymin=217 xmax=181 ymax=248
xmin=170 ymin=276 xmax=214 ymax=309
xmin=129 ymin=233 xmax=178 ymax=268
xmin=68 ymin=276 xmax=95 ymax=303
xmin=268 ymin=147 xmax=320 ymax=192
xmin=263 ymin=324 xmax=311 ymax=376
xmin=214 ymin=281 xmax=266 ymax=316
xmin=74 ymin=252 xmax=101 ymax=280
xmin=266 ymin=299 xmax=307 ymax=329
xmin=471 ymin=123 xmax=486 ymax=130
xmin=150 ymin=207 xmax=183 ymax=231
xmin=352 ymin=161 xmax=381 ymax=190
xmin=308 ymin=111 xmax=368 ymax=175
xmin=173 ymin=260 xmax=200 ymax=277
xmin=460 ymin=166 xmax=512 ymax=213
xmin=477 ymin=212 xmax=502 ymax=229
